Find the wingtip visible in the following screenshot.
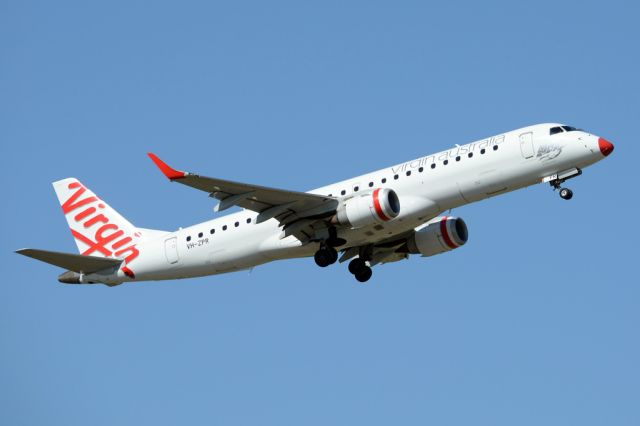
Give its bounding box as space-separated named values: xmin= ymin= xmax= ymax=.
xmin=147 ymin=152 xmax=186 ymax=180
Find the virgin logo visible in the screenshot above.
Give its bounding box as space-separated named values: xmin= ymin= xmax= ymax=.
xmin=62 ymin=182 xmax=139 ymax=276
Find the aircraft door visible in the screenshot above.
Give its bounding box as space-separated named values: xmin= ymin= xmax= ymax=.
xmin=519 ymin=132 xmax=535 ymax=159
xmin=164 ymin=237 xmax=179 ymax=264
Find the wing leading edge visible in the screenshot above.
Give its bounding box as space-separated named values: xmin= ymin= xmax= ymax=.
xmin=148 ymin=153 xmax=338 ymax=229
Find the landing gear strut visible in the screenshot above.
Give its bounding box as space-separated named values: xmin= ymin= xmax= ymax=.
xmin=545 ymin=168 xmax=581 ymax=201
xmin=552 ymin=181 xmax=574 ymax=201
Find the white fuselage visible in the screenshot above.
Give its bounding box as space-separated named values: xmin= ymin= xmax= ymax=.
xmin=88 ymin=123 xmax=609 ymax=285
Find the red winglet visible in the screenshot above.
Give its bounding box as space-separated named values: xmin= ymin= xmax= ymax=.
xmin=147 ymin=152 xmax=186 ymax=180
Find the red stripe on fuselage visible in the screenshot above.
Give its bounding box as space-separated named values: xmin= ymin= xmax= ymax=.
xmin=373 ymin=189 xmax=391 ymax=221
xmin=440 ymin=216 xmax=457 ymax=249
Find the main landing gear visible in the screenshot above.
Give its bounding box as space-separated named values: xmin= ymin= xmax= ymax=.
xmin=313 ymin=226 xmax=343 ymax=267
xmin=313 ymin=227 xmax=373 ymax=283
xmin=314 ymin=246 xmax=373 ymax=283
xmin=314 ymin=245 xmax=338 ymax=267
xmin=348 ymin=258 xmax=373 ymax=283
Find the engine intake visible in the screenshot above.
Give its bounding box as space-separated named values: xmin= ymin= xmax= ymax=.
xmin=407 ymin=216 xmax=468 ymax=257
xmin=333 ymin=188 xmax=400 ymax=229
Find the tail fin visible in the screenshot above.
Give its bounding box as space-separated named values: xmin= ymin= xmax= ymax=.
xmin=52 ymin=178 xmax=141 ymax=265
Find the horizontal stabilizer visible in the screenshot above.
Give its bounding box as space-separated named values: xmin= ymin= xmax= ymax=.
xmin=16 ymin=248 xmax=122 ymax=274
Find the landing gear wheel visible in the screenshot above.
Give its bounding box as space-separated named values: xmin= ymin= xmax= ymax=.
xmin=354 ymin=266 xmax=373 ymax=283
xmin=559 ymin=188 xmax=573 ymax=200
xmin=348 ymin=258 xmax=367 ymax=275
xmin=314 ymin=247 xmax=338 ymax=267
xmin=328 ymin=247 xmax=338 ymax=264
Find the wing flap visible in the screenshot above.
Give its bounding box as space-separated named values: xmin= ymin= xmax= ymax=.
xmin=16 ymin=248 xmax=122 ymax=274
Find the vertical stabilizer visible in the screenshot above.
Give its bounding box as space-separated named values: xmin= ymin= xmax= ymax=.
xmin=52 ymin=178 xmax=141 ymax=272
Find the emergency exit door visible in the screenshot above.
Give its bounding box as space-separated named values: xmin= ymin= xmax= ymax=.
xmin=519 ymin=132 xmax=535 ymax=159
xmin=164 ymin=237 xmax=179 ymax=264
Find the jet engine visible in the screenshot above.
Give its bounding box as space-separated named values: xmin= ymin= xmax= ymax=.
xmin=407 ymin=216 xmax=468 ymax=256
xmin=333 ymin=188 xmax=400 ymax=229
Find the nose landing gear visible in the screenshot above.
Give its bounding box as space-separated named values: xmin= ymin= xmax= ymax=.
xmin=544 ymin=167 xmax=582 ymax=201
xmin=559 ymin=187 xmax=573 ymax=200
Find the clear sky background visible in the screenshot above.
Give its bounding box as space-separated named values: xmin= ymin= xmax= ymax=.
xmin=2 ymin=1 xmax=639 ymax=425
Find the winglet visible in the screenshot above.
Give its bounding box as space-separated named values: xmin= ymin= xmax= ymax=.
xmin=147 ymin=153 xmax=187 ymax=180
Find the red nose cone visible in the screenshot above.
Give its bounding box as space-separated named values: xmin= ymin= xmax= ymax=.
xmin=598 ymin=137 xmax=614 ymax=157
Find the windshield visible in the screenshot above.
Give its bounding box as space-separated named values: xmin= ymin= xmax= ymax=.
xmin=550 ymin=125 xmax=582 ymax=135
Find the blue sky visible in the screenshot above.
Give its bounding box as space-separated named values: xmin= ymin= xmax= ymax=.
xmin=2 ymin=1 xmax=639 ymax=425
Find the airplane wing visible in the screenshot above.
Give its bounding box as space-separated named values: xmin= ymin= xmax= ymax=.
xmin=148 ymin=153 xmax=339 ymax=227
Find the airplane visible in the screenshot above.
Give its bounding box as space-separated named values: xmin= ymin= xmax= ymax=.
xmin=16 ymin=123 xmax=614 ymax=286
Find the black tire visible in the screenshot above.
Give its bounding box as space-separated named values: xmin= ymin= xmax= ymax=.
xmin=348 ymin=258 xmax=366 ymax=275
xmin=559 ymin=188 xmax=573 ymax=200
xmin=354 ymin=266 xmax=373 ymax=283
xmin=314 ymin=249 xmax=332 ymax=267
xmin=327 ymin=247 xmax=338 ymax=264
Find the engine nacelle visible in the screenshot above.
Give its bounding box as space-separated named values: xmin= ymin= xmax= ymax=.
xmin=333 ymin=188 xmax=400 ymax=229
xmin=407 ymin=216 xmax=468 ymax=257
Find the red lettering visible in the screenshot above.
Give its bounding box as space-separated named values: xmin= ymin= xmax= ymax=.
xmin=84 ymin=214 xmax=109 ymax=228
xmin=62 ymin=183 xmax=98 ymax=214
xmin=111 ymin=236 xmax=133 ymax=250
xmin=72 ymin=229 xmax=112 ymax=257
xmin=81 ymin=224 xmax=123 ymax=256
xmin=74 ymin=206 xmax=96 ymax=221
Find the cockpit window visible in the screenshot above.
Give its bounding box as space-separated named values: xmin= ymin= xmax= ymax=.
xmin=561 ymin=125 xmax=580 ymax=132
xmin=550 ymin=126 xmax=563 ymax=135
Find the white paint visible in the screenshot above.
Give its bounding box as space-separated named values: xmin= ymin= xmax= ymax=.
xmin=26 ymin=123 xmax=613 ymax=285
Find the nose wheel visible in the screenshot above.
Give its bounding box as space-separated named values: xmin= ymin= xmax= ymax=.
xmin=559 ymin=187 xmax=573 ymax=200
xmin=545 ymin=168 xmax=581 ymax=201
xmin=552 ymin=181 xmax=573 ymax=200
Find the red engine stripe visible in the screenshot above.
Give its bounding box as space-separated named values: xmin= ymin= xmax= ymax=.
xmin=373 ymin=189 xmax=391 ymax=221
xmin=440 ymin=216 xmax=458 ymax=249
xmin=122 ymin=266 xmax=136 ymax=279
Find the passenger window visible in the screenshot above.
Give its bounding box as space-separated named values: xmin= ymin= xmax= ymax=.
xmin=382 ymin=178 xmax=387 ymax=184
xmin=493 ymin=145 xmax=498 ymax=151
xmin=368 ymin=182 xmax=374 ymax=187
xmin=480 ymin=148 xmax=486 ymax=154
xmin=431 ymin=163 xmax=436 ymax=169
xmin=406 ymin=171 xmax=411 ymax=176
xmin=246 ymin=218 xmax=251 ymax=224
xmin=468 ymin=152 xmax=473 ymax=158
xmin=235 ymin=221 xmax=239 ymax=227
xmin=418 ymin=167 xmax=423 ymax=172
xmin=443 ymin=160 xmax=449 ymax=165
xmin=340 ymin=190 xmax=346 ymax=195
xmin=186 ymin=236 xmax=191 ymax=242
xmin=210 ymin=229 xmax=215 ymax=234
xmin=354 ymin=186 xmax=359 ymax=192
xmin=394 ymin=174 xmax=399 ymax=180
xmin=198 ymin=232 xmax=203 ymax=238
xmin=455 ymin=156 xmax=461 ymax=161
xmin=222 ymin=225 xmax=227 ymax=231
